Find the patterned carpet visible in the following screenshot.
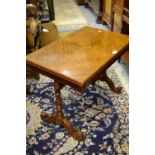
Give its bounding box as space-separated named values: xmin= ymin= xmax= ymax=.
xmin=26 ymin=67 xmax=129 ymax=155
xmin=26 ymin=1 xmax=128 ymax=154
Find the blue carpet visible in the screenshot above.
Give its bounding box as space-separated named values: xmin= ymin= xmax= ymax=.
xmin=26 ymin=79 xmax=128 ymax=155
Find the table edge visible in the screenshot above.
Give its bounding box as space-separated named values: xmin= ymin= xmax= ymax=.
xmin=26 ymin=43 xmax=129 ymax=92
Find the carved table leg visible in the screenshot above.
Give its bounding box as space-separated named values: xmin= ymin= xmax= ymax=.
xmin=100 ymin=72 xmax=122 ymax=94
xmin=41 ymin=80 xmax=84 ymax=141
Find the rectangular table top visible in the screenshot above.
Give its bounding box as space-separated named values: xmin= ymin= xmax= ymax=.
xmin=27 ymin=26 xmax=129 ymax=91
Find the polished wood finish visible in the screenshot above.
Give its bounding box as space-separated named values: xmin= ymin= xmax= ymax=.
xmin=27 ymin=26 xmax=128 ymax=91
xmin=27 ymin=26 xmax=129 ymax=140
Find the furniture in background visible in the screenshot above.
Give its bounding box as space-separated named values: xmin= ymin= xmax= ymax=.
xmin=101 ymin=0 xmax=129 ymax=65
xmin=26 ymin=0 xmax=57 ymax=82
xmin=102 ymin=0 xmax=115 ymax=29
xmin=121 ymin=3 xmax=129 ymax=34
xmin=27 ymin=26 xmax=129 ymax=141
xmin=120 ymin=4 xmax=129 ymax=65
xmin=112 ymin=0 xmax=125 ymax=32
xmin=75 ymin=0 xmax=86 ymax=5
xmin=26 ymin=0 xmax=40 ymax=81
xmin=111 ymin=0 xmax=129 ymax=65
xmin=26 ymin=0 xmax=56 ymax=53
xmin=85 ymin=0 xmax=104 ymax=23
xmin=26 ymin=1 xmax=40 ymax=53
xmin=102 ymin=0 xmax=125 ymax=31
xmin=39 ymin=22 xmax=59 ymax=47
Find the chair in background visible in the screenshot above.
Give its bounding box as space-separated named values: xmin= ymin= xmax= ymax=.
xmin=26 ymin=0 xmax=58 ymax=87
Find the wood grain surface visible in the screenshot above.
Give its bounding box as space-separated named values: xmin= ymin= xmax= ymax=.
xmin=27 ymin=26 xmax=129 ymax=91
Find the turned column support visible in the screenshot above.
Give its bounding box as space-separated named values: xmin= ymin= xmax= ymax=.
xmin=41 ymin=80 xmax=84 ymax=141
xmin=54 ymin=81 xmax=64 ymax=123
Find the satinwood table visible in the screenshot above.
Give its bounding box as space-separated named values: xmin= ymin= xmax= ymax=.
xmin=26 ymin=26 xmax=129 ymax=141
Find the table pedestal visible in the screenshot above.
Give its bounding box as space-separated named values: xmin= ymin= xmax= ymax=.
xmin=41 ymin=73 xmax=121 ymax=141
xmin=41 ymin=80 xmax=84 ymax=141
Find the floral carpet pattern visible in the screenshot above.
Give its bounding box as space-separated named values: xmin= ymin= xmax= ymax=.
xmin=26 ymin=68 xmax=129 ymax=155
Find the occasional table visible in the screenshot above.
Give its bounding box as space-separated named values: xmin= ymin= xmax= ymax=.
xmin=26 ymin=26 xmax=129 ymax=141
